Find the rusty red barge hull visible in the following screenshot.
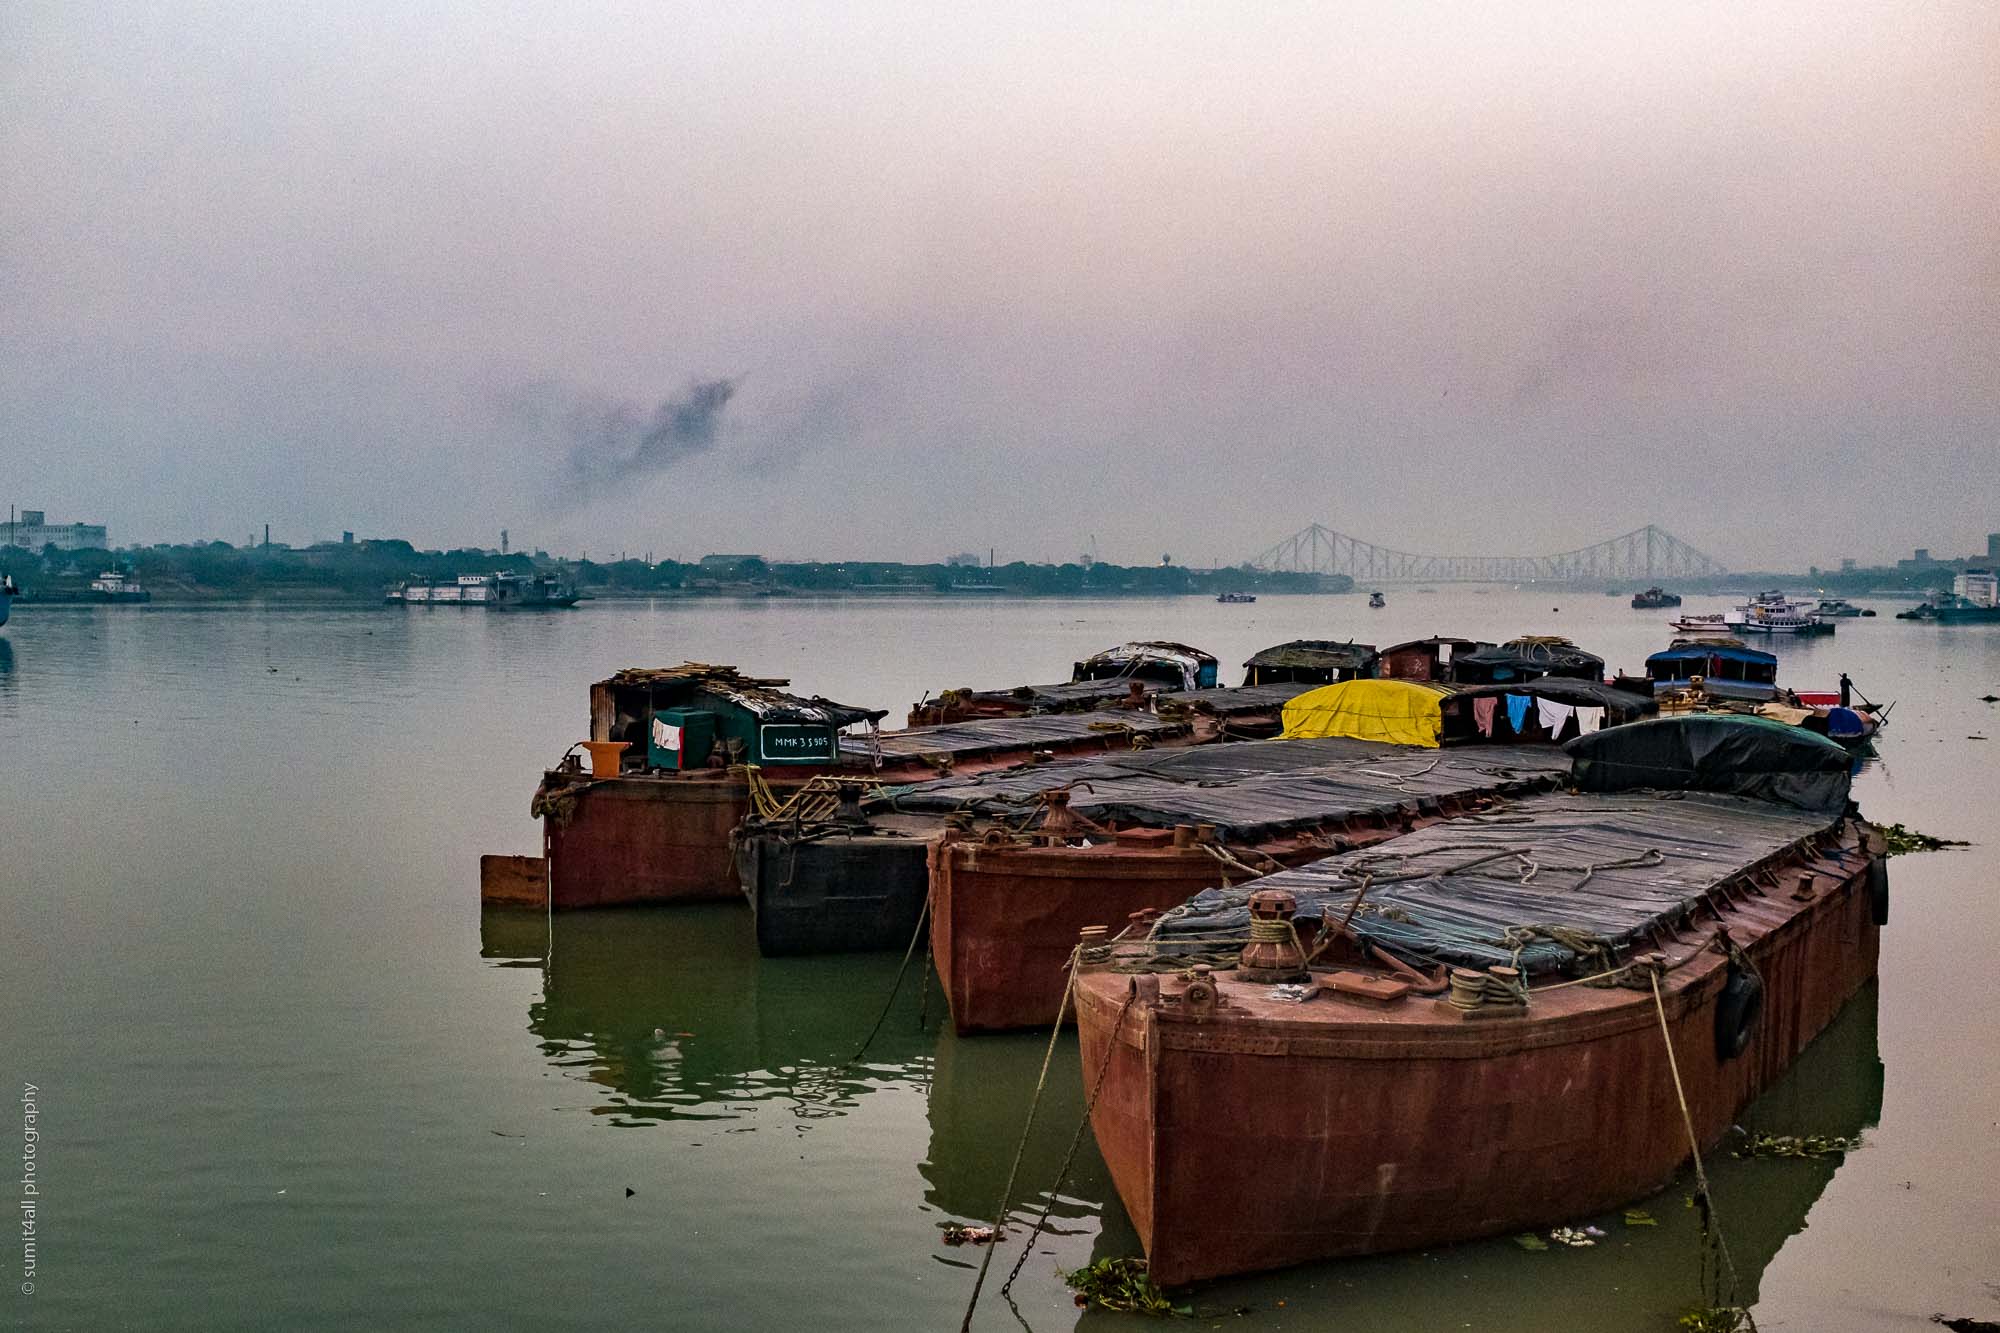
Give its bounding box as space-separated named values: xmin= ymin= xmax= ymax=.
xmin=531 ymin=721 xmax=1195 ymax=911
xmin=933 ymin=818 xmax=1415 ymax=1035
xmin=925 ymin=741 xmax=1571 ymax=1034
xmin=1074 ymin=821 xmax=1882 ymax=1286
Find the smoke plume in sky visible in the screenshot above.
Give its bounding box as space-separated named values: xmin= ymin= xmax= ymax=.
xmin=555 ymin=378 xmax=739 ymax=506
xmin=2 ymin=2 xmax=1995 ymax=568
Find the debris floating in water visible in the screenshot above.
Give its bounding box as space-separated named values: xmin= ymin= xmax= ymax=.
xmin=1061 ymin=1257 xmax=1188 ymax=1315
xmin=940 ymin=1223 xmax=998 ymax=1246
xmin=1732 ymin=1132 xmax=1862 ymax=1159
xmin=1679 ymin=1306 xmax=1751 ymax=1332
xmin=1878 ymin=823 xmax=1970 ymax=855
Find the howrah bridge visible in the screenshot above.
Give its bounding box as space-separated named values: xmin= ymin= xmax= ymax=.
xmin=1247 ymin=524 xmax=1725 ymax=585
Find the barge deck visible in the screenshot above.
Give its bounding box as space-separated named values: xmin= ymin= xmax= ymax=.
xmin=1072 ymin=719 xmax=1879 ymax=1285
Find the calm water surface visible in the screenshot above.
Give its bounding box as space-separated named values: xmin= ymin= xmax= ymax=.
xmin=2 ymin=590 xmax=1996 ymax=1331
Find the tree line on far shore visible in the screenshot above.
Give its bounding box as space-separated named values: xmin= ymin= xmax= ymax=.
xmin=0 ymin=540 xmax=1351 ymax=599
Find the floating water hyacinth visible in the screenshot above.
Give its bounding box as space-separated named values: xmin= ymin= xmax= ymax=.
xmin=1733 ymin=1132 xmax=1863 ymax=1159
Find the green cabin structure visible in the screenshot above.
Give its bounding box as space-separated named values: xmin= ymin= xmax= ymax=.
xmin=589 ymin=665 xmax=886 ymax=774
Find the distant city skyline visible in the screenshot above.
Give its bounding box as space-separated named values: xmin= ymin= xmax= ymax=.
xmin=6 ymin=495 xmax=1996 ymax=577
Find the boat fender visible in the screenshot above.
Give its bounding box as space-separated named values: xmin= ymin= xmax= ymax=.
xmin=1714 ymin=968 xmax=1764 ymax=1062
xmin=1868 ymin=858 xmax=1890 ymax=926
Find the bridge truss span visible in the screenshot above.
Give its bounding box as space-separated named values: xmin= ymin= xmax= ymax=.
xmin=1248 ymin=524 xmax=1724 ymax=584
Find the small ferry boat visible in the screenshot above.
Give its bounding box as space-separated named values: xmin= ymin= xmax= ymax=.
xmin=89 ymin=569 xmax=152 ymax=603
xmin=387 ymin=571 xmax=578 ymax=608
xmin=1668 ymin=612 xmax=1728 ymax=633
xmin=1367 ymin=591 xmax=1386 ymax=608
xmin=1813 ymin=596 xmax=1871 ymax=618
xmin=1725 ymin=590 xmax=1832 ymax=636
xmin=1074 ymin=715 xmax=1882 ymax=1285
xmin=1215 ymin=591 xmax=1256 ymax=604
xmin=1629 ymin=586 xmax=1682 ymax=609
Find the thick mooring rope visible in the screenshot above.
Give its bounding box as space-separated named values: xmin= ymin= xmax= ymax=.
xmin=1650 ymin=970 xmax=1759 ymax=1332
xmin=958 ymin=947 xmax=1082 ymax=1333
xmin=844 ymin=895 xmax=932 ymax=1069
xmin=999 ymin=986 xmax=1136 ymax=1300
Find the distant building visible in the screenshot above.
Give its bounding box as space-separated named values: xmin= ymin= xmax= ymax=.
xmin=4 ymin=508 xmax=109 ymax=552
xmin=1988 ymin=533 xmax=1999 ymax=561
xmin=1955 ymin=569 xmax=1998 ymax=608
xmin=1840 ymin=558 xmax=1857 ymax=572
xmin=945 ymin=552 xmax=983 ymax=567
xmin=698 ymin=553 xmax=763 ymax=572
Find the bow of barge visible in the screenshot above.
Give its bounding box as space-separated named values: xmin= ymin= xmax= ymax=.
xmin=1073 ymin=719 xmax=1882 ymax=1287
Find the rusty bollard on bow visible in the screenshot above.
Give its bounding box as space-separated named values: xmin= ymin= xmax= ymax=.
xmin=1239 ymin=888 xmax=1309 ymax=983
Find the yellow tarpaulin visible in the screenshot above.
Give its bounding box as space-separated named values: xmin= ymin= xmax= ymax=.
xmin=1279 ymin=679 xmax=1451 ymax=748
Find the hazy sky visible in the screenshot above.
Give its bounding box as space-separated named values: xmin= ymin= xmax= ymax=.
xmin=4 ymin=2 xmax=1995 ymax=569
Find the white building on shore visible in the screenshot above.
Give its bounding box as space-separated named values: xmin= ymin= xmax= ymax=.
xmin=4 ymin=509 xmax=109 ymax=551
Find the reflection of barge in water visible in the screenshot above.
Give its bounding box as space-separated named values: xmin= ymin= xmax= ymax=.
xmin=1072 ymin=715 xmax=1884 ymax=1285
xmin=483 ymin=904 xmax=930 ymax=1124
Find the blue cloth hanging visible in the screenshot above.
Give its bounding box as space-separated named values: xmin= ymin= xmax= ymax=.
xmin=1505 ymin=694 xmax=1533 ymax=732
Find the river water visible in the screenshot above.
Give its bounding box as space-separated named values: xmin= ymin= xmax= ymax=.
xmin=2 ymin=589 xmax=1995 ymax=1331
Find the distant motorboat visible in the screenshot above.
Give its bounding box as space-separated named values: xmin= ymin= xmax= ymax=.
xmin=1629 ymin=586 xmax=1682 ymax=609
xmin=1724 ymin=591 xmax=1833 ymax=636
xmin=1215 ymin=591 xmax=1257 ymax=604
xmin=1367 ymin=591 xmax=1386 ymax=609
xmin=1812 ymin=597 xmax=1869 ymax=618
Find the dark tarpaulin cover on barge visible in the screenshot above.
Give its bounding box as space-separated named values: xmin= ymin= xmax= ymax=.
xmin=955 ymin=679 xmax=1161 ymax=710
xmin=1566 ymin=713 xmax=1852 ymax=815
xmin=871 ymin=737 xmax=1570 ymax=839
xmin=1154 ymin=683 xmax=1315 ymax=717
xmin=1155 ymin=789 xmax=1848 ymax=976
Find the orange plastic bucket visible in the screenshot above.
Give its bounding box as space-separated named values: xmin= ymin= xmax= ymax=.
xmin=580 ymin=740 xmax=630 ymax=777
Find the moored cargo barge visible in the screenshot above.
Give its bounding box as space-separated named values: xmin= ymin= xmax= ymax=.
xmin=922 ymin=735 xmax=1575 ymax=1032
xmin=735 ymin=685 xmax=1310 ymax=956
xmin=498 ymin=664 xmax=1198 ymax=911
xmin=1072 ymin=715 xmax=1881 ymax=1286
